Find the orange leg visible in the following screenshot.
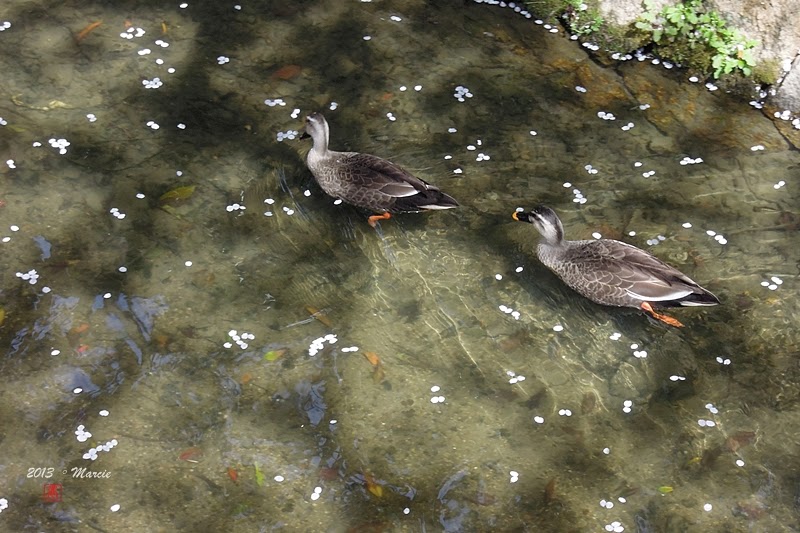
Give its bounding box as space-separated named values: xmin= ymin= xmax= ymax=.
xmin=641 ymin=302 xmax=684 ymax=328
xmin=368 ymin=212 xmax=391 ymax=227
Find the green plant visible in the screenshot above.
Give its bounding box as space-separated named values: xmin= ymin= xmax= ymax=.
xmin=562 ymin=0 xmax=604 ymax=37
xmin=634 ymin=0 xmax=757 ymax=78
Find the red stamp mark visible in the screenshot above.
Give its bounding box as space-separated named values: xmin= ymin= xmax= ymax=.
xmin=42 ymin=483 xmax=63 ymax=503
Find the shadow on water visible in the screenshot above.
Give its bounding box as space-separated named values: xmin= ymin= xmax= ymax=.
xmin=1 ymin=0 xmax=799 ymax=531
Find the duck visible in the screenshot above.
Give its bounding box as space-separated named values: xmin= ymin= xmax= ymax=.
xmin=512 ymin=205 xmax=720 ymax=327
xmin=302 ymin=112 xmax=459 ymax=226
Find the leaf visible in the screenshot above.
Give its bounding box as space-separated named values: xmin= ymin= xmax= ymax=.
xmin=305 ymin=306 xmax=332 ymax=328
xmin=69 ymin=323 xmax=90 ymax=335
xmin=227 ymin=467 xmax=239 ymax=483
xmin=363 ymin=351 xmax=381 ymax=366
xmin=179 ymin=447 xmax=203 ymax=461
xmin=725 ymin=431 xmax=756 ymax=452
xmin=67 ymin=323 xmax=90 ymax=347
xmin=271 ymin=64 xmax=302 ymax=80
xmin=723 ymin=58 xmax=737 ymax=74
xmin=264 ymin=349 xmax=287 ymax=361
xmin=159 ymin=185 xmax=196 ymax=206
xmin=154 ymin=333 xmax=169 ymax=348
xmin=365 ymin=472 xmax=383 ymax=498
xmin=362 ymin=352 xmax=385 ymax=383
xmin=658 ymin=486 xmax=674 ymax=494
xmin=544 ymin=477 xmax=557 ymax=504
xmin=653 ymin=29 xmax=662 ymax=42
xmin=0 ymin=307 xmax=5 ymax=326
xmin=254 ymin=463 xmax=265 ymax=486
xmin=76 ymin=21 xmax=102 ymax=42
xmin=319 ymin=467 xmax=339 ymax=481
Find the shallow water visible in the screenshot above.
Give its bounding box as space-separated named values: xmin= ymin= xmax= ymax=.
xmin=1 ymin=0 xmax=799 ymax=531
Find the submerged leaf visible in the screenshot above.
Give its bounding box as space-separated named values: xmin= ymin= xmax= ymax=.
xmin=544 ymin=477 xmax=557 ymax=504
xmin=363 ymin=351 xmax=381 ymax=366
xmin=725 ymin=431 xmax=756 ymax=452
xmin=365 ymin=472 xmax=383 ymax=498
xmin=159 ymin=185 xmax=196 ymax=206
xmin=154 ymin=333 xmax=169 ymax=348
xmin=264 ymin=348 xmax=287 ymax=361
xmin=658 ymin=486 xmax=673 ymax=494
xmin=305 ymin=306 xmax=333 ymax=328
xmin=254 ymin=462 xmax=265 ymax=486
xmin=159 ymin=205 xmax=179 ymax=217
xmin=179 ymin=447 xmax=203 ymax=462
xmin=362 ymin=351 xmax=385 ymax=383
xmin=69 ymin=323 xmax=90 ymax=335
xmin=272 ymin=64 xmax=302 ymax=80
xmin=319 ymin=467 xmax=339 ymax=481
xmin=76 ymin=21 xmax=102 ymax=42
xmin=0 ymin=307 xmax=5 ymax=326
xmin=67 ymin=323 xmax=90 ymax=347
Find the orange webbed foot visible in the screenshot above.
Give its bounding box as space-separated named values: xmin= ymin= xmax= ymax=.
xmin=641 ymin=302 xmax=684 ymax=328
xmin=368 ymin=212 xmax=391 ymax=227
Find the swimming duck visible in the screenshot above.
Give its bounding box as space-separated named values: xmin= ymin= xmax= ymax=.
xmin=512 ymin=206 xmax=720 ymax=327
xmin=302 ymin=112 xmax=459 ymax=226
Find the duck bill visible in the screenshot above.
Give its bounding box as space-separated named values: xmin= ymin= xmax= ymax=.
xmin=512 ymin=211 xmax=531 ymax=222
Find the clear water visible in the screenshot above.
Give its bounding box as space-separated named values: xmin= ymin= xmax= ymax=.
xmin=1 ymin=1 xmax=798 ymax=531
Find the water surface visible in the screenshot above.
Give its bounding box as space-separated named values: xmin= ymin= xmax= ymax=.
xmin=1 ymin=1 xmax=798 ymax=531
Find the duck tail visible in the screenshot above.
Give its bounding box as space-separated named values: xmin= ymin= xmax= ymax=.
xmin=395 ymin=190 xmax=459 ymax=212
xmin=419 ymin=191 xmax=459 ymax=210
xmin=676 ymin=289 xmax=720 ymax=307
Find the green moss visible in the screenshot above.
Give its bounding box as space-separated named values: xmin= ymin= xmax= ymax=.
xmin=589 ymin=19 xmax=648 ymax=55
xmin=751 ymin=59 xmax=780 ymax=85
xmin=523 ymin=0 xmax=574 ymax=21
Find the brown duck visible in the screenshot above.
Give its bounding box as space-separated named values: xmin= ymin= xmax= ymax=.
xmin=512 ymin=206 xmax=720 ymax=327
xmin=302 ymin=112 xmax=458 ymax=226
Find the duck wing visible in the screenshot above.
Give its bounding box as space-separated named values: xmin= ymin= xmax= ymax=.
xmin=344 ymin=153 xmax=435 ymax=197
xmin=576 ymin=240 xmax=704 ymax=302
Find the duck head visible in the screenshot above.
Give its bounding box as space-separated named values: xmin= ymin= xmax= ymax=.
xmin=512 ymin=205 xmax=565 ymax=244
xmin=301 ymin=112 xmax=330 ymax=151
